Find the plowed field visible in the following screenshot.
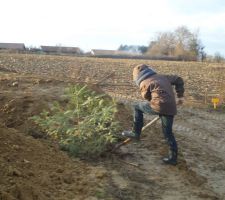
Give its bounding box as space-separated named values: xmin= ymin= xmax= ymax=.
xmin=0 ymin=53 xmax=225 ymax=200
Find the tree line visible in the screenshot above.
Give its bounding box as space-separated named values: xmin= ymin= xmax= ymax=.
xmin=118 ymin=26 xmax=224 ymax=62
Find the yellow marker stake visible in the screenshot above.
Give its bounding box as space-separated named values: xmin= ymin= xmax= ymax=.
xmin=212 ymin=98 xmax=219 ymax=109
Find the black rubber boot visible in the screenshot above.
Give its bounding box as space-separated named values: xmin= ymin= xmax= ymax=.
xmin=162 ymin=150 xmax=177 ymax=165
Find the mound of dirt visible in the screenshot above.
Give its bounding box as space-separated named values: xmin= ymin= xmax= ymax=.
xmin=0 ymin=124 xmax=108 ymax=200
xmin=0 ymin=71 xmax=117 ymax=200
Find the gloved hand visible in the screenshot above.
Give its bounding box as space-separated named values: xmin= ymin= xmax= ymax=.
xmin=176 ymin=97 xmax=184 ymax=105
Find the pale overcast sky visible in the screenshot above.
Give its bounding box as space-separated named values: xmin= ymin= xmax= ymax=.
xmin=1 ymin=0 xmax=225 ymax=55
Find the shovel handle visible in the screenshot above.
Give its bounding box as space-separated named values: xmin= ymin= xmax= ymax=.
xmin=142 ymin=116 xmax=160 ymax=131
xmin=112 ymin=116 xmax=160 ymax=152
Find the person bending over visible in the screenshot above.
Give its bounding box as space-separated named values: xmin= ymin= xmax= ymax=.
xmin=122 ymin=64 xmax=184 ymax=165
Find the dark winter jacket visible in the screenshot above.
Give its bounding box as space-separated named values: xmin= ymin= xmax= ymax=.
xmin=133 ymin=64 xmax=184 ymax=115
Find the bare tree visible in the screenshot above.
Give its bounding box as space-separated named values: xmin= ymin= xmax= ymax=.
xmin=147 ymin=26 xmax=205 ymax=61
xmin=148 ymin=31 xmax=176 ymax=56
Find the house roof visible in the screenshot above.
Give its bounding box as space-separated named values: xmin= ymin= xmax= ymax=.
xmin=41 ymin=46 xmax=81 ymax=54
xmin=0 ymin=43 xmax=25 ymax=50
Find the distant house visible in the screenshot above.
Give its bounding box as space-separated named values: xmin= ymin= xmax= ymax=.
xmin=41 ymin=46 xmax=81 ymax=55
xmin=0 ymin=43 xmax=25 ymax=51
xmin=90 ymin=49 xmax=138 ymax=57
xmin=28 ymin=47 xmax=42 ymax=53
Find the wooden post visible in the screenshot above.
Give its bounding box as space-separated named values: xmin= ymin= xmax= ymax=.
xmin=204 ymin=88 xmax=208 ymax=104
